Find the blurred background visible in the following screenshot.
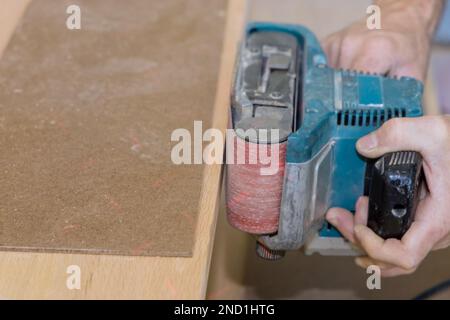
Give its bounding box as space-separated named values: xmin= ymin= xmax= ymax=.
xmin=434 ymin=1 xmax=450 ymax=114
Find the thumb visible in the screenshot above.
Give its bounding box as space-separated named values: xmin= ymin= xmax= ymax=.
xmin=356 ymin=116 xmax=448 ymax=159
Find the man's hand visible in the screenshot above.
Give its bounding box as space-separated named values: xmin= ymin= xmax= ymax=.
xmin=326 ymin=116 xmax=450 ymax=277
xmin=323 ymin=0 xmax=443 ymax=81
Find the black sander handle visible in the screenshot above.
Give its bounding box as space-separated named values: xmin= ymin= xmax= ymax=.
xmin=365 ymin=151 xmax=424 ymax=240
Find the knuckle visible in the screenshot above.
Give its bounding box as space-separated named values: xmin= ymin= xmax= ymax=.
xmin=339 ymin=42 xmax=352 ymax=58
xmin=379 ymin=118 xmax=402 ymax=142
xmin=365 ymin=35 xmax=395 ymax=53
xmin=323 ymin=35 xmax=337 ymax=48
xmin=364 ymin=244 xmax=384 ymax=261
xmin=340 ymin=37 xmax=357 ymax=59
xmin=403 ymin=267 xmax=417 ymax=275
xmin=341 ymin=36 xmax=355 ymax=50
xmin=382 ymin=38 xmax=396 ymax=52
xmin=400 ymin=245 xmax=421 ymax=270
xmin=428 ymin=223 xmax=447 ymax=243
xmin=386 ymin=117 xmax=403 ymax=129
xmin=401 ymin=255 xmax=418 ymax=270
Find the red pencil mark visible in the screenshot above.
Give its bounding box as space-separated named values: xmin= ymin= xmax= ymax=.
xmin=151 ymin=177 xmax=165 ymax=189
xmin=131 ymin=240 xmax=154 ymax=256
xmin=80 ymin=157 xmax=96 ymax=172
xmin=53 ymin=117 xmax=71 ymax=138
xmin=207 ymin=284 xmax=232 ymax=300
xmin=165 ymin=279 xmax=179 ymax=298
xmin=179 ymin=210 xmax=195 ymax=229
xmin=62 ymin=224 xmax=81 ymax=235
xmin=128 ymin=129 xmax=142 ymax=152
xmin=104 ymin=193 xmax=125 ymax=216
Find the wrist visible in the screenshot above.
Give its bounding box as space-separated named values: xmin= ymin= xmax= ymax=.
xmin=374 ymin=0 xmax=444 ymax=36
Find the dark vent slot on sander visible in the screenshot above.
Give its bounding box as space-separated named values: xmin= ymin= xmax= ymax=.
xmin=337 ymin=108 xmax=406 ymax=127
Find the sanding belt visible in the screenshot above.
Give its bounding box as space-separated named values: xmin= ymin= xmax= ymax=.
xmin=226 ymin=135 xmax=286 ymax=234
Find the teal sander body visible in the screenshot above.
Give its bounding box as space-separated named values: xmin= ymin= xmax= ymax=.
xmin=226 ymin=22 xmax=424 ymax=259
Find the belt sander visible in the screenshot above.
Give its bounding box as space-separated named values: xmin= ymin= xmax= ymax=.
xmin=226 ymin=22 xmax=424 ymax=259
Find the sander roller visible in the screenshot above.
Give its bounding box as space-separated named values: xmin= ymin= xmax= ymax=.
xmin=226 ymin=22 xmax=424 ymax=259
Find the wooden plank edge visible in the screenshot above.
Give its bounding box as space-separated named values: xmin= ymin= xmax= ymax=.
xmin=194 ymin=0 xmax=247 ymax=299
xmin=0 ymin=0 xmax=31 ymax=57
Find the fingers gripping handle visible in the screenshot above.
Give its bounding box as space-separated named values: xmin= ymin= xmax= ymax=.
xmin=365 ymin=151 xmax=424 ymax=239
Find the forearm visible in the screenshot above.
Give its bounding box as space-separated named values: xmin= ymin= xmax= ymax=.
xmin=375 ymin=0 xmax=444 ymax=36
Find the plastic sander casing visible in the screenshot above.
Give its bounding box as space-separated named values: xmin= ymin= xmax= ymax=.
xmin=226 ymin=22 xmax=424 ymax=259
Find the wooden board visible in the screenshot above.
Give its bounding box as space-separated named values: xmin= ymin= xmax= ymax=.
xmin=0 ymin=0 xmax=245 ymax=299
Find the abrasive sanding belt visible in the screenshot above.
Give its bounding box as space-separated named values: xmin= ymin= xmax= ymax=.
xmin=226 ymin=133 xmax=286 ymax=235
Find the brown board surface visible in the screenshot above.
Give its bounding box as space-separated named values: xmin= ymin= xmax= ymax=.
xmin=0 ymin=0 xmax=226 ymax=256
